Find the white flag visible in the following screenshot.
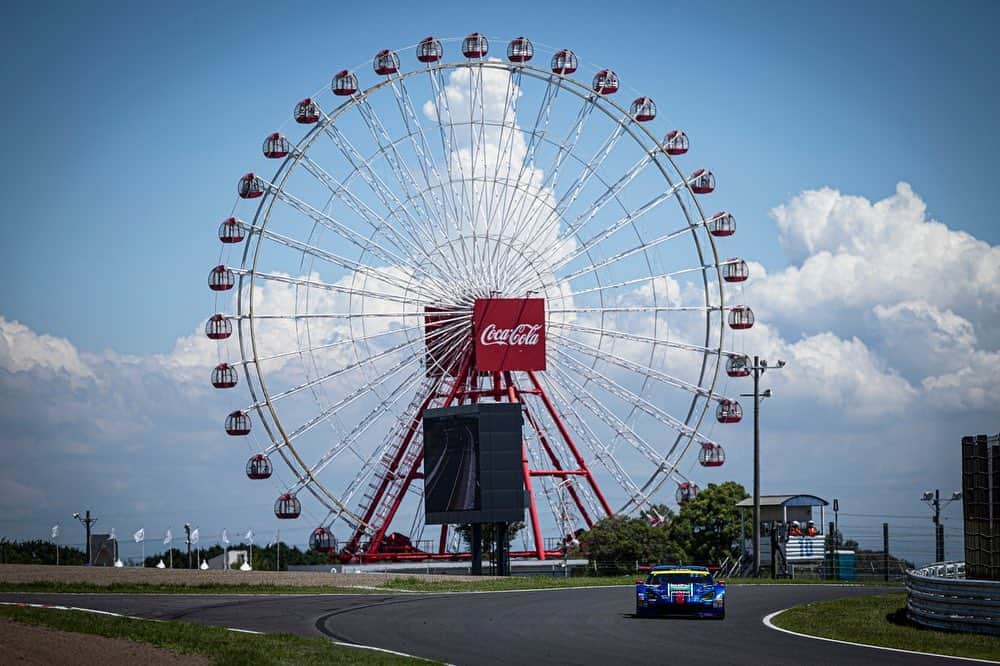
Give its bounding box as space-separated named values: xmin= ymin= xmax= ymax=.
xmin=133 ymin=528 xmax=145 ymax=544
xmin=190 ymin=528 xmax=199 ymax=545
xmin=51 ymin=525 xmax=59 ymax=539
xmin=164 ymin=528 xmax=173 ymax=545
xmin=222 ymin=529 xmax=229 ymax=545
xmin=109 ymin=528 xmax=117 ymax=541
xmin=244 ymin=528 xmax=254 ymax=544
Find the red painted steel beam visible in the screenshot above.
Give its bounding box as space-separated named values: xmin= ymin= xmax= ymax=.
xmin=526 ymin=370 xmax=614 ymax=519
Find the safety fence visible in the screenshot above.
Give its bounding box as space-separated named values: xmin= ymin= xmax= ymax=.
xmin=906 ymin=561 xmax=1000 ymax=636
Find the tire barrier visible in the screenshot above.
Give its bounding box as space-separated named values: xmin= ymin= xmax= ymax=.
xmin=906 ymin=561 xmax=1000 ymax=635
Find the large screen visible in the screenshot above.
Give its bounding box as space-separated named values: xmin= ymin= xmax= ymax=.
xmin=423 ymin=403 xmax=526 ymax=525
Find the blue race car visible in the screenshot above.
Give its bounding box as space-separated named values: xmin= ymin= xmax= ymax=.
xmin=634 ymin=565 xmax=726 ymax=619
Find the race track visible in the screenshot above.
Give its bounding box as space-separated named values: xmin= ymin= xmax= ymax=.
xmin=0 ymin=585 xmax=973 ymax=665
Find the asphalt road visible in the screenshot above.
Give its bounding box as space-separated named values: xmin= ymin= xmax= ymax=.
xmin=0 ymin=585 xmax=977 ymax=665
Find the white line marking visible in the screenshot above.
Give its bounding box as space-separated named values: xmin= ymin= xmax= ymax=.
xmin=0 ymin=602 xmax=441 ymax=663
xmin=763 ymin=608 xmax=1000 ymax=664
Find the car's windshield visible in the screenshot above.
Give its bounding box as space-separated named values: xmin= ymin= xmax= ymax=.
xmin=646 ymin=571 xmax=714 ymax=585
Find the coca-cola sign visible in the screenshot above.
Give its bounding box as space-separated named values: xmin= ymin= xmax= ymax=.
xmin=473 ymin=298 xmax=546 ymax=371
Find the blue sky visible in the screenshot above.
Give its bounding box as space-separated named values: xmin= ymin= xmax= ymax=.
xmin=0 ymin=1 xmax=996 ymax=564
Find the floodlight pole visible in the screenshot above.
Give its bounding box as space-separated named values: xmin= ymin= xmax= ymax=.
xmin=741 ymin=356 xmax=784 ymax=578
xmin=73 ymin=510 xmax=97 ymax=565
xmin=921 ymin=488 xmax=962 ymax=562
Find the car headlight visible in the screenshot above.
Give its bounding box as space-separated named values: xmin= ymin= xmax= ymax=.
xmin=701 ymin=591 xmax=716 ymax=601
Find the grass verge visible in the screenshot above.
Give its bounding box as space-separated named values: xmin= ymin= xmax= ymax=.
xmin=0 ymin=604 xmax=432 ymax=665
xmin=771 ymin=592 xmax=1000 ymax=662
xmin=0 ymin=576 xmax=900 ymax=595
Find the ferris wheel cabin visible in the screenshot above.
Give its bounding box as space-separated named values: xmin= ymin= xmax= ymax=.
xmin=238 ymin=173 xmax=265 ymax=199
xmin=332 ymin=70 xmax=358 ymax=96
xmin=699 ymin=442 xmax=725 ymax=467
xmin=225 ymin=410 xmax=251 ymax=436
xmin=631 ymin=97 xmax=656 ymax=122
xmin=246 ymin=454 xmax=272 ymax=480
xmin=262 ymin=133 xmax=291 ymax=159
xmin=310 ymin=527 xmax=335 ymax=552
xmin=274 ymin=493 xmax=301 ymax=519
xmin=218 ymin=217 xmax=245 ymax=244
xmin=722 ymin=258 xmax=749 ymax=283
xmin=708 ymin=212 xmax=736 ymax=237
xmin=463 ymin=32 xmax=488 ymax=58
xmin=690 ymin=169 xmax=715 ymax=194
xmin=208 ymin=265 xmax=234 ymax=291
xmin=664 ymin=130 xmax=689 ymax=155
xmin=417 ymin=37 xmax=443 ymax=62
xmin=592 ymin=70 xmax=619 ymax=95
xmin=204 ymin=314 xmax=232 ymax=340
xmin=716 ymin=399 xmax=743 ymax=424
xmin=726 ymin=354 xmax=751 ymax=378
xmin=507 ymin=37 xmax=533 ymax=62
xmin=374 ymin=49 xmax=400 ymax=75
xmin=551 ymin=49 xmax=577 ymax=74
xmin=728 ymin=305 xmax=755 ymax=330
xmin=211 ymin=363 xmax=237 ymax=389
xmin=676 ymin=482 xmax=700 ymax=505
xmin=294 ymin=98 xmax=320 ymax=124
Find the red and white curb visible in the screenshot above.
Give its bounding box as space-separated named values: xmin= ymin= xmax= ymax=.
xmin=0 ymin=602 xmax=444 ymax=664
xmin=763 ymin=608 xmax=998 ymax=664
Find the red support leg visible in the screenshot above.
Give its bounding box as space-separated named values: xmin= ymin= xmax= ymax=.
xmin=526 ymin=370 xmax=614 ymax=519
xmin=360 ymin=350 xmax=474 ymax=559
xmin=505 ymin=372 xmax=546 ymax=560
xmin=520 ymin=403 xmax=593 ymax=527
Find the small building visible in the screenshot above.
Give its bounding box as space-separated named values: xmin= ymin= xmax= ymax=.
xmin=735 ymin=494 xmax=828 ymax=531
xmin=206 ymin=549 xmax=249 ymax=570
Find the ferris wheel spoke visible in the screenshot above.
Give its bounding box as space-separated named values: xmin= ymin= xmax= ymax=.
xmin=354 ymin=97 xmax=452 ymax=238
xmin=525 ymin=151 xmax=658 ymax=273
xmin=247 ymin=270 xmax=430 ymax=307
xmin=242 ymin=322 xmax=429 ymax=368
xmin=390 ymin=78 xmax=462 ymax=231
xmin=550 ymin=344 xmax=704 ymax=448
xmin=295 ymin=152 xmax=437 ymax=264
xmin=278 ymin=350 xmax=423 ymax=443
xmin=551 ymin=183 xmax=690 ymax=276
xmin=547 ymin=362 xmax=675 ymax=482
xmin=429 ymin=69 xmax=474 ymax=251
xmin=535 ymin=370 xmax=649 ymax=510
xmin=253 ymin=224 xmax=446 ymax=303
xmin=483 ymin=68 xmax=521 ymax=230
xmin=549 ymin=331 xmax=713 ymax=399
xmin=424 ymin=69 xmax=472 ymax=237
xmin=318 ymin=122 xmax=451 ymax=268
xmin=500 ymin=96 xmax=597 ymax=261
xmin=263 ymin=177 xmax=438 ymax=284
xmin=489 ymin=75 xmax=561 ymax=265
xmin=307 ymin=364 xmax=430 ymax=478
xmin=549 ymin=320 xmax=729 ymax=358
xmin=549 ymin=304 xmax=715 ymax=315
xmin=556 ymin=227 xmax=702 ymax=286
xmin=513 ymin=122 xmax=630 ymax=264
xmin=249 ymin=336 xmax=422 ymax=408
xmin=332 ymin=373 xmax=443 ymax=527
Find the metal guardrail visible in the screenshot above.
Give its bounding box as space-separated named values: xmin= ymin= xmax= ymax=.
xmin=906 ymin=561 xmax=1000 ymax=635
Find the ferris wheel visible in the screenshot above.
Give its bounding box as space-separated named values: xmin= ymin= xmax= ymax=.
xmin=207 ymin=34 xmax=753 ymax=562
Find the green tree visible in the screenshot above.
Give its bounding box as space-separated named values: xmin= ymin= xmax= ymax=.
xmin=454 ymin=522 xmax=526 ymax=552
xmin=667 ymin=481 xmax=749 ymax=564
xmin=578 ymin=516 xmax=674 ymax=574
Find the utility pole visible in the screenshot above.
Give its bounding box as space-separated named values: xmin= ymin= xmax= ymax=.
xmin=184 ymin=524 xmax=192 ymax=569
xmin=921 ymin=489 xmax=961 ymax=563
xmin=740 ymin=356 xmax=785 ymax=577
xmin=73 ymin=511 xmax=97 ymax=565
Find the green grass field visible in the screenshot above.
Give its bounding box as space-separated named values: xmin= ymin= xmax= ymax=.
xmin=0 ymin=605 xmax=433 ymax=665
xmin=0 ymin=575 xmax=900 ymax=595
xmin=771 ymin=592 xmax=1000 ymax=662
